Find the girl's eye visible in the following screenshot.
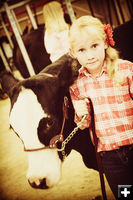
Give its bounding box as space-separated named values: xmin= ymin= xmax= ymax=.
xmin=92 ymin=44 xmax=98 ymax=48
xmin=78 ymin=48 xmax=85 ymax=52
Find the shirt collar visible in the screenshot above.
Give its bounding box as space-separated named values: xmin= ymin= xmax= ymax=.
xmin=79 ymin=60 xmax=107 ymax=78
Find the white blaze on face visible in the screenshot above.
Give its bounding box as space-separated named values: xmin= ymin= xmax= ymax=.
xmin=10 ymin=87 xmax=62 ymax=187
xmin=27 ymin=149 xmax=62 ymax=187
xmin=10 ymin=87 xmax=47 ymax=149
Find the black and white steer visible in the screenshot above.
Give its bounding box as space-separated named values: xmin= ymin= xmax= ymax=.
xmin=1 ymin=54 xmax=97 ymax=189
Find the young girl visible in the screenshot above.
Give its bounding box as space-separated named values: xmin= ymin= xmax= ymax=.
xmin=43 ymin=1 xmax=70 ymax=62
xmin=69 ymin=15 xmax=133 ymax=199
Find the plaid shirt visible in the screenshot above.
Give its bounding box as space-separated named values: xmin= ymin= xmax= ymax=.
xmin=69 ymin=59 xmax=133 ymax=152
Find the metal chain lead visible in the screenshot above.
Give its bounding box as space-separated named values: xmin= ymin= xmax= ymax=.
xmin=57 ymin=115 xmax=86 ymax=152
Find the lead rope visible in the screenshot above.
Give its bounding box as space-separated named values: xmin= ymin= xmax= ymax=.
xmin=57 ymin=115 xmax=86 ymax=160
xmin=89 ymin=98 xmax=108 ymax=200
xmin=69 ymin=88 xmax=107 ymax=199
xmin=58 ymin=97 xmax=107 ymax=200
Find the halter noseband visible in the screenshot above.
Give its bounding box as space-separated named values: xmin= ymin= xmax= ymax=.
xmin=24 ymin=96 xmax=69 ymax=152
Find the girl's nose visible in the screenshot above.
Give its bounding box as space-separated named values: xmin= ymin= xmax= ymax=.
xmin=86 ymin=50 xmax=94 ymax=60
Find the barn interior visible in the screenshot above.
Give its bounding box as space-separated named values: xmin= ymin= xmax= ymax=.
xmin=0 ymin=0 xmax=133 ymax=200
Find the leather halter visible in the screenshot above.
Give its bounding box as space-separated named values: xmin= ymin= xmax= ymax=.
xmin=24 ymin=96 xmax=69 ymax=152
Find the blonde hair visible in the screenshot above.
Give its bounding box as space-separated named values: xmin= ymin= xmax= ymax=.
xmin=43 ymin=1 xmax=69 ymax=34
xmin=69 ymin=16 xmax=124 ymax=87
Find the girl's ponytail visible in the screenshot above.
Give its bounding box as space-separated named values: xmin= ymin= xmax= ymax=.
xmin=106 ymin=47 xmax=125 ymax=88
xmin=104 ymin=24 xmax=125 ymax=87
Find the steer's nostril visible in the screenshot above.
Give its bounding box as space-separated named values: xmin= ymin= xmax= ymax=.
xmin=39 ymin=178 xmax=48 ymax=189
xmin=28 ymin=178 xmax=48 ymax=189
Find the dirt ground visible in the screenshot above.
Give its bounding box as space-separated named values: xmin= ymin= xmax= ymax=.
xmin=0 ymin=98 xmax=115 ymax=200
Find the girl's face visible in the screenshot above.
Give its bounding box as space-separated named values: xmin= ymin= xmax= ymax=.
xmin=70 ymin=33 xmax=107 ymax=77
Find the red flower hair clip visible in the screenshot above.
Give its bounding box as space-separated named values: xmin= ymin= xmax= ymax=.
xmin=104 ymin=24 xmax=115 ymax=47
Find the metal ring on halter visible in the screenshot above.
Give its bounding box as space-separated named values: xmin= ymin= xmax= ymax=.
xmin=57 ymin=115 xmax=87 ymax=152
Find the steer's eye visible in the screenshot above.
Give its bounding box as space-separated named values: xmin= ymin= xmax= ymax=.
xmin=38 ymin=117 xmax=54 ymax=135
xmin=46 ymin=118 xmax=54 ymax=128
xmin=38 ymin=117 xmax=60 ymax=145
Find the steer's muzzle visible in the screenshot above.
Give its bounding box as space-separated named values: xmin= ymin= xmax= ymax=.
xmin=28 ymin=178 xmax=49 ymax=189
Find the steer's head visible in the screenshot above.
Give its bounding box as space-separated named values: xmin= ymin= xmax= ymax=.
xmin=9 ymin=54 xmax=81 ymax=189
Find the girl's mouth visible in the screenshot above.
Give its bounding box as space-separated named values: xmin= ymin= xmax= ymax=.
xmin=87 ymin=60 xmax=98 ymax=65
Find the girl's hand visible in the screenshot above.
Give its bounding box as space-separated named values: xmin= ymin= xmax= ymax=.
xmin=73 ymin=100 xmax=89 ymax=119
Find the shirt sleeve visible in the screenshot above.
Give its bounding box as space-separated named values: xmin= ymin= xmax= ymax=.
xmin=69 ymin=86 xmax=91 ymax=130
